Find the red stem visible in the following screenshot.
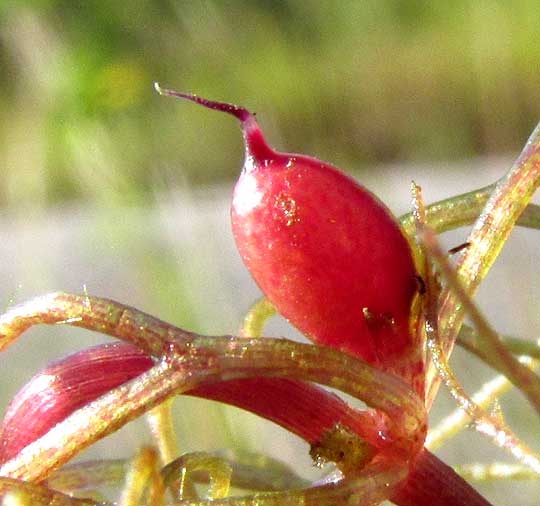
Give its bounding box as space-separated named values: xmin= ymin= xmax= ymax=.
xmin=395 ymin=449 xmax=493 ymax=506
xmin=0 ymin=343 xmax=493 ymax=506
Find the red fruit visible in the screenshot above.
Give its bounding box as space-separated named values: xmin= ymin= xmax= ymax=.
xmin=157 ymin=86 xmax=420 ymax=386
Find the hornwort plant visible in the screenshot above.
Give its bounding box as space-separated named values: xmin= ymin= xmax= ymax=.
xmin=0 ymin=85 xmax=539 ymax=505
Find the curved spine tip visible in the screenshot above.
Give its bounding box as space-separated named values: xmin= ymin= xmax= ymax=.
xmin=154 ymin=83 xmax=252 ymax=123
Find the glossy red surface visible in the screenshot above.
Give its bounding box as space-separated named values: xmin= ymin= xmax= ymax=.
xmin=232 ymin=117 xmax=419 ymax=371
xmin=156 ymin=89 xmax=420 ymax=378
xmin=0 ymin=342 xmax=153 ymax=463
xmin=0 ymin=343 xmax=384 ymax=463
xmin=0 ymin=343 xmax=488 ymax=506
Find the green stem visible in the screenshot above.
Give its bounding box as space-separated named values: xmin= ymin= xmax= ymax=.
xmin=418 ymin=226 xmax=540 ymax=472
xmin=426 ymin=355 xmax=536 ymax=451
xmin=425 ymin=122 xmax=540 ymax=404
xmin=0 ymin=333 xmax=425 ymax=482
xmin=421 ymin=227 xmax=540 ymax=415
xmin=0 ymin=477 xmax=99 ymax=505
xmin=399 ymin=183 xmax=540 ymax=236
xmin=455 ymin=462 xmax=540 ymax=482
xmin=458 ymin=326 xmax=540 ymax=361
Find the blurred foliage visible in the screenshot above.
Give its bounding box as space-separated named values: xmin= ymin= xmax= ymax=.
xmin=1 ymin=0 xmax=540 ymax=208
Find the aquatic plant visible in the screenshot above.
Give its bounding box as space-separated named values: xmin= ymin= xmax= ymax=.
xmin=0 ymin=85 xmax=539 ymax=505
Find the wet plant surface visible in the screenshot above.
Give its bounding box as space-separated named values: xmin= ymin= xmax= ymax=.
xmin=1 ymin=88 xmax=540 ymax=505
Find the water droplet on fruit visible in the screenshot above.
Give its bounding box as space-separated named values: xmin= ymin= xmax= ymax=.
xmin=275 ymin=192 xmax=299 ymax=227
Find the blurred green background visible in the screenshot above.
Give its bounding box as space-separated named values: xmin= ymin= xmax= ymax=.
xmin=1 ymin=2 xmax=540 ymax=504
xmin=1 ymin=0 xmax=540 ymax=208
